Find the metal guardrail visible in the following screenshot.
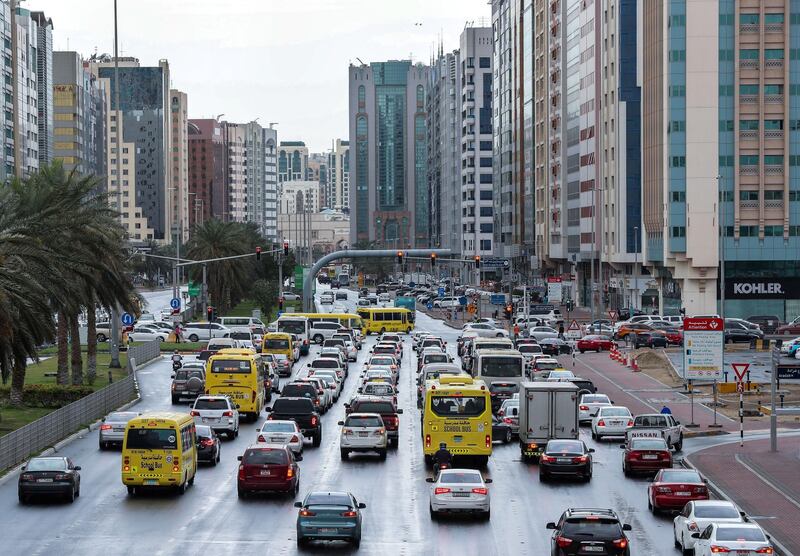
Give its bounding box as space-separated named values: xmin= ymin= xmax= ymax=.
xmin=0 ymin=371 xmax=140 ymax=471
xmin=127 ymin=339 xmax=160 ymax=367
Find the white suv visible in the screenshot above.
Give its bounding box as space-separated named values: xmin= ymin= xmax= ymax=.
xmin=338 ymin=413 xmax=388 ymax=460
xmin=183 ymin=322 xmax=231 ymax=342
xmin=433 ymin=296 xmax=461 ymax=308
xmin=310 ymin=321 xmax=343 ymax=344
xmin=191 ymin=395 xmax=240 ymax=439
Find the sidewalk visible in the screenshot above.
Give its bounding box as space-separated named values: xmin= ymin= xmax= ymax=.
xmin=687 ymin=436 xmax=800 ymax=555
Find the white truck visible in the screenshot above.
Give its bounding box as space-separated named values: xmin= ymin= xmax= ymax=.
xmin=624 ymin=413 xmax=684 ymax=452
xmin=518 ymin=381 xmax=580 ymax=461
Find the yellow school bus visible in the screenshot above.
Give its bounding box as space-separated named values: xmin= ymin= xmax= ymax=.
xmin=422 ymin=375 xmax=492 ymax=465
xmin=356 ymin=307 xmax=414 ymax=335
xmin=121 ymin=412 xmax=197 ymax=495
xmin=205 ymin=348 xmax=266 ymax=422
xmin=290 ymin=312 xmax=363 ymax=330
xmin=261 ymin=332 xmax=295 ymax=363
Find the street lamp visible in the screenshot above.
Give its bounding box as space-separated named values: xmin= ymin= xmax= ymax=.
xmin=717 ymin=175 xmax=725 ymax=319
xmin=633 ymin=225 xmax=639 ymax=311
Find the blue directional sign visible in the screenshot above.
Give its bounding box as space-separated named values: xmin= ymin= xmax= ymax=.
xmin=426 ymin=302 xmax=433 ymax=310
xmin=458 ymin=296 xmax=468 ymax=306
xmin=121 ymin=312 xmax=134 ymax=326
xmin=438 ymin=287 xmax=445 ymax=297
xmin=170 ymin=297 xmax=181 ymax=310
xmin=490 ymin=294 xmax=506 ymax=306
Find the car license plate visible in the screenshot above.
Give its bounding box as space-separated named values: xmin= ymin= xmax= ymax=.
xmin=113 ymin=427 xmax=125 ymax=432
xmin=204 ymin=417 xmax=219 ymax=423
xmin=260 ymin=470 xmax=271 ymax=476
xmin=557 ymin=458 xmax=571 ymax=464
xmin=610 ymin=420 xmax=622 ymax=425
xmin=642 ymin=454 xmax=658 ymax=460
xmin=144 ymin=479 xmax=159 ymax=485
xmin=452 ymin=492 xmax=470 ymax=497
xmin=270 ymin=437 xmax=284 ymax=443
xmin=583 ymin=546 xmax=603 ymax=552
xmin=676 ymin=491 xmax=691 ymax=496
xmin=359 ymin=431 xmax=369 ymax=437
xmin=36 ymin=478 xmax=53 ymax=483
xmin=318 ymin=528 xmax=337 ymax=534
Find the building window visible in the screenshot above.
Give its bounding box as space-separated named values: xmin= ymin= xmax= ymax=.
xmin=740 ymin=120 xmax=759 ymax=130
xmin=740 ymin=190 xmax=759 ymax=201
xmin=764 ymin=84 xmax=784 ymax=95
xmin=740 ymin=225 xmax=759 ymax=237
xmin=479 ymin=207 xmax=493 ymax=217
xmin=479 ymin=57 xmax=490 ymax=68
xmin=669 ymin=85 xmax=686 ymax=97
xmin=764 ymin=155 xmax=784 ymax=165
xmin=480 ymin=239 xmax=491 ymax=251
xmin=764 ymin=190 xmax=783 ymax=200
xmin=764 ymin=225 xmax=783 ymax=236
xmin=739 ymin=155 xmax=759 ymax=166
xmin=740 ymin=13 xmax=759 ymax=25
xmin=765 ymin=13 xmax=785 ymax=24
xmin=669 ymin=50 xmax=686 ymax=62
xmin=739 ymin=84 xmax=759 ymax=95
xmin=670 ymin=156 xmax=686 ymax=167
xmin=671 ymin=226 xmax=686 ymax=238
xmin=479 ymin=189 xmax=493 ymax=200
xmin=764 ymin=119 xmax=784 ymax=130
xmin=739 ymin=49 xmax=759 ymax=60
xmin=669 ymin=120 xmax=686 ymax=132
xmin=765 ymin=49 xmax=785 ymax=60
xmin=671 ymin=191 xmax=686 ymax=202
xmin=719 ymin=120 xmax=734 ymax=131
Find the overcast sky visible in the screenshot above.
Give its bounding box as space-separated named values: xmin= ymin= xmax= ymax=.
xmin=33 ymin=0 xmax=491 ymax=153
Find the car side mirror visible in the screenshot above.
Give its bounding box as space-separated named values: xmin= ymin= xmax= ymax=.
xmin=264 ymin=407 xmax=272 ymax=412
xmin=622 ymin=524 xmax=632 ymax=531
xmin=674 ymin=420 xmax=681 ymax=425
xmin=344 ymin=403 xmax=350 ymax=408
xmin=691 ymin=533 xmax=700 ymax=539
xmin=397 ymin=409 xmax=404 ymax=414
xmin=619 ymin=444 xmax=626 ymax=449
xmin=588 ymin=448 xmax=595 ymax=453
xmin=546 ymin=522 xmax=556 ymax=529
xmin=73 ymin=466 xmax=81 ymax=471
xmin=358 ymin=502 xmax=367 ymax=509
xmin=294 ymin=501 xmax=303 ymax=508
xmin=484 ymin=478 xmax=492 ymax=483
xmin=337 ymin=421 xmax=344 ymax=426
xmin=237 ymin=456 xmax=243 ymax=461
xmin=295 ymin=454 xmax=303 ymax=462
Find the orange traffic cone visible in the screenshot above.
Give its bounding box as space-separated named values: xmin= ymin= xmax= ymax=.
xmin=631 ymin=356 xmax=640 ymax=372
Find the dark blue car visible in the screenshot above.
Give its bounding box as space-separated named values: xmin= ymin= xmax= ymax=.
xmin=295 ymin=491 xmax=365 ymax=548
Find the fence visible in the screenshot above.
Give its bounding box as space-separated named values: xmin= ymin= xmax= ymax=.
xmin=127 ymin=339 xmax=161 ymax=368
xmin=0 ymin=371 xmax=139 ymax=471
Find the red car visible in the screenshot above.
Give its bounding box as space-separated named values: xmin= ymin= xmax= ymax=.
xmin=622 ymin=437 xmax=672 ymax=476
xmin=576 ymin=335 xmax=615 ymax=353
xmin=237 ymin=443 xmax=301 ymax=497
xmin=662 ymin=328 xmax=683 ymax=346
xmin=647 ymin=468 xmax=708 ymax=512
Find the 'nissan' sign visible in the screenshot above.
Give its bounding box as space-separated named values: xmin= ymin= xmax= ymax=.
xmin=725 ymin=278 xmax=800 ymax=299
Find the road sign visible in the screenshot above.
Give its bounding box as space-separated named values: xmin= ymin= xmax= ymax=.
xmin=531 ymin=304 xmax=555 ymax=312
xmin=732 ymin=363 xmax=750 ymax=383
xmin=490 ymin=294 xmax=506 ymax=306
xmin=438 ymin=287 xmax=445 ymax=297
xmin=170 ymin=297 xmax=181 ymax=310
xmin=121 ymin=312 xmax=134 ymax=326
xmin=467 ymin=304 xmax=477 ymax=314
xmin=458 ymin=296 xmax=468 ymax=306
xmin=737 ymin=382 xmax=744 ymax=393
xmin=608 ymin=310 xmax=618 ymax=322
xmin=567 ymin=319 xmax=580 ymax=331
xmin=772 ymin=346 xmax=781 ymax=368
xmin=294 ymin=265 xmax=304 ymax=289
xmin=426 ymin=302 xmax=433 ymax=310
xmin=565 ymin=319 xmax=582 ymax=340
xmin=481 ymin=257 xmax=510 ymax=270
xmin=682 ymin=317 xmax=724 ymax=380
xmin=187 ymin=281 xmax=200 ymax=297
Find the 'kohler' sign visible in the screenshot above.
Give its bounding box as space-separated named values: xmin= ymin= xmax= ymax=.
xmin=726 ymin=278 xmax=798 ymax=299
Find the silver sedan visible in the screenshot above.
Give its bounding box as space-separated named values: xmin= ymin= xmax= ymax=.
xmin=428 ymin=469 xmax=492 ymax=520
xmin=98 ymin=411 xmax=140 ymax=450
xmin=256 ymin=420 xmax=304 ymax=454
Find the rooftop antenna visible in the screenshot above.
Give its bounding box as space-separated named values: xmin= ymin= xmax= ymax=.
xmin=269 ymin=122 xmax=278 ymax=129
xmin=215 ymin=113 xmax=225 ymax=121
xmin=356 ymin=57 xmax=365 ymax=65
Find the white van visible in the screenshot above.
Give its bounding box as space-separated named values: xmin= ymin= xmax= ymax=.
xmin=217 ymin=316 xmax=265 ymax=333
xmin=182 ymin=322 xmax=231 ymax=342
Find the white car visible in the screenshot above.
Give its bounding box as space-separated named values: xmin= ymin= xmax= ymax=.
xmin=781 ymin=336 xmax=800 ymax=354
xmin=281 ymin=291 xmax=300 ymax=301
xmin=338 ymin=413 xmax=388 ymax=460
xmin=320 ymin=292 xmax=334 ymax=305
xmin=256 ymin=420 xmax=303 ymax=454
xmin=433 ymin=296 xmax=461 ymax=308
xmin=227 ymin=331 xmax=256 ymax=351
xmin=332 ymin=334 xmax=358 ymax=361
xmin=378 ymin=293 xmax=391 ymax=304
xmin=673 ymin=500 xmax=745 ymax=553
xmin=128 ymin=325 xmax=169 ymax=343
xmin=191 ymin=395 xmax=240 ymax=439
xmin=310 ymin=369 xmax=343 ymax=390
xmin=691 ymin=523 xmax=773 ymax=556
xmin=320 ymin=347 xmax=349 ymax=371
xmin=182 ymin=322 xmax=231 ymax=342
xmin=307 ymin=358 xmax=345 ymax=381
xmin=463 ymin=323 xmax=509 ymax=338
xmin=546 ymin=370 xmax=575 ymax=382
xmin=315 ymin=373 xmax=341 ymax=402
xmin=529 ymin=326 xmax=559 ymax=341
xmin=361 ymin=369 xmax=394 ymax=386
xmin=578 ymin=393 xmax=613 ymax=423
xmin=591 ymin=406 xmax=633 ymax=441
xmin=427 ymin=468 xmax=491 ymax=520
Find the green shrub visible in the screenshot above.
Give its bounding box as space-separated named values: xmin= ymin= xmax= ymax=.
xmin=0 ymin=384 xmax=95 ymax=408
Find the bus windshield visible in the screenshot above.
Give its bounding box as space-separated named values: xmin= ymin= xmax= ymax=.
xmin=480 ymin=357 xmax=523 ymax=378
xmin=263 ymin=339 xmax=289 ymax=350
xmin=125 ymin=428 xmax=177 ymax=450
xmin=278 ymin=320 xmax=306 ymax=334
xmin=210 ymin=359 xmax=252 ymax=374
xmin=430 ymin=396 xmax=487 ymax=417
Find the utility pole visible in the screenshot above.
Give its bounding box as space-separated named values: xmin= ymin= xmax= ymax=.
xmin=108 ymin=0 xmax=123 ymax=369
xmin=717 ymin=175 xmax=725 ymax=319
xmin=633 ymin=225 xmax=639 ymax=312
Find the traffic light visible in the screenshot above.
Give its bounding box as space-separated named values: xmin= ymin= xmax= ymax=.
xmin=397 ymin=251 xmax=404 ymax=265
xmin=504 ymin=304 xmax=513 ymax=319
xmin=255 ymin=246 xmax=262 ymax=261
xmin=207 ymin=306 xmax=215 ymax=322
xmin=283 ymin=241 xmax=289 ymax=257
xmin=474 ymin=255 xmax=481 ymax=269
xmin=430 ymin=253 xmax=437 ymax=267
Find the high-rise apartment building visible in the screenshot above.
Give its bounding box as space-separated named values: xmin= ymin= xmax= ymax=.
xmin=14 ymin=7 xmax=42 ymax=177
xmin=168 ymin=89 xmax=189 ymax=242
xmin=279 ymin=180 xmax=320 ymax=214
xmin=308 ymin=152 xmax=327 ymax=208
xmin=90 ymin=56 xmax=173 ymax=242
xmin=348 ymin=60 xmax=429 ymax=248
xmin=223 ymin=121 xmax=247 ymax=222
xmin=278 ymin=141 xmax=308 ymax=184
xmin=30 ymin=11 xmax=53 ymax=166
xmin=327 ymin=139 xmax=349 ymax=212
xmin=244 ymin=120 xmax=267 ymax=234
xmin=263 ymin=125 xmax=279 ymax=241
xmin=188 ymin=118 xmax=225 ymax=226
xmin=52 ymin=51 xmax=106 ymax=183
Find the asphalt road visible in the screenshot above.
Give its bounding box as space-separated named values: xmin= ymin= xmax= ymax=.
xmin=2 ymin=287 xmax=688 ymax=555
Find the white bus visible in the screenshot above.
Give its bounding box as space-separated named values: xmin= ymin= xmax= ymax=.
xmin=276 ymin=315 xmax=310 ymax=355
xmin=473 ymin=349 xmax=525 ymax=389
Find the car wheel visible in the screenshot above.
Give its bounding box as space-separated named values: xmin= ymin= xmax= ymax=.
xmin=188 ymin=334 xmax=199 ymax=343
xmin=126 ymin=486 xmax=135 ymax=496
xmin=157 ymin=337 xmax=164 ymax=342
xmin=177 ymin=481 xmax=186 ymax=495
xmin=171 ymin=395 xmax=179 ymax=405
xmin=340 ymin=449 xmax=349 ymax=460
xmin=429 ymin=504 xmax=437 ymax=520
xmin=591 ymin=429 xmax=597 ymax=440
xmin=96 ymin=333 xmax=107 ymax=342
xmin=579 ymin=349 xmax=585 ymax=354
xmin=483 ymin=509 xmax=491 ymax=521
xmin=313 ymin=431 xmax=322 ymax=447
xmin=18 ymin=493 xmax=26 ymax=504
xmin=313 ymin=334 xmax=324 ymax=344
xmin=648 ymin=497 xmax=655 ymax=513
xmin=67 ymin=487 xmax=76 ymax=503
xmin=674 ymin=435 xmax=683 ymax=452
xmin=623 ymin=463 xmax=630 ymax=477
xmin=378 ymin=449 xmax=387 ymax=460
xmin=674 ymin=529 xmax=681 ymax=548
xmin=539 ymin=471 xmax=548 ymax=482
xmin=504 ymin=429 xmax=512 ymax=444
xmin=238 ymin=487 xmax=246 ymax=499
xmin=296 ymin=536 xmax=306 ymax=547
xmin=352 ymin=534 xmax=361 ymax=549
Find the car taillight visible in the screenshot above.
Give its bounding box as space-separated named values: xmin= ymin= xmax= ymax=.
xmin=190 ymin=410 xmax=200 ymax=416
xmin=171 ymin=383 xmax=176 ymax=390
xmin=100 ymin=424 xmax=112 ymax=431
xmin=503 ymin=417 xmax=513 ymax=424
xmin=290 ymin=435 xmax=300 ymax=443
xmin=485 ymin=434 xmax=491 ymax=448
xmin=660 ymin=451 xmax=672 ymax=460
xmin=472 ymin=487 xmax=488 ymax=495
xmin=311 ymin=416 xmax=318 ymax=426
xmin=555 ymin=536 xmax=573 ymax=548
xmin=656 ymin=486 xmax=672 ymax=493
xmin=710 ymin=546 xmax=731 ymax=554
xmin=572 ymin=456 xmax=588 ymax=463
xmin=21 ymin=473 xmax=34 ymax=481
xmin=299 ymin=508 xmax=315 ymax=516
xmin=627 ymin=420 xmax=634 ymax=427
xmin=434 ymin=487 xmax=451 ymax=495
xmin=173 ymin=464 xmax=180 ymax=472
xmin=341 ymin=510 xmax=357 ymax=517
xmin=201 ymin=438 xmax=214 ymax=447
xmin=579 ymin=405 xmax=589 ymax=411
xmin=238 ymin=465 xmax=245 ymax=480
xmin=754 ymin=548 xmax=774 ymax=554
xmin=597 ymin=420 xmax=605 ymax=427
xmin=612 ymin=538 xmax=628 ymax=549
xmin=687 ymin=521 xmax=699 ymax=532
xmin=123 ymin=456 xmax=130 ymax=465
xmin=343 ymin=428 xmax=353 ymax=435
xmin=268 ymin=414 xmax=274 ymax=420
xmin=314 ymin=399 xmax=320 ymax=406
xmin=286 ymin=467 xmax=294 ymax=478
xmin=694 ymin=486 xmax=707 ymax=494
xmin=374 ymin=428 xmax=385 ymax=436
xmin=425 ymin=434 xmax=431 ymax=448
xmin=54 ymin=473 xmax=70 ymax=480
xmin=222 ymin=411 xmax=233 ymax=417
xmin=540 ymin=454 xmax=554 ymax=463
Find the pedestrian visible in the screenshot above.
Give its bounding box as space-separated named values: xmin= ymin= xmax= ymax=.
xmin=174 ymin=323 xmax=183 ymax=343
xmin=660 ymin=405 xmax=672 ymax=415
xmin=558 ymin=323 xmax=565 ymax=340
xmin=513 ymin=324 xmax=520 ymax=338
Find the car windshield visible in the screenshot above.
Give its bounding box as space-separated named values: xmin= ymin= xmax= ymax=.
xmin=281 ymin=385 xmax=316 ymax=398
xmin=352 ymin=402 xmax=393 ymax=413
xmin=262 ymin=422 xmax=296 ymax=433
xmin=715 ymin=527 xmax=766 ymax=542
xmin=518 ymin=345 xmax=541 ymax=353
xmin=195 ymin=425 xmax=212 ymax=437
xmin=546 ymin=441 xmax=583 ymax=453
xmin=659 ymin=470 xmax=702 ymax=483
xmin=209 ymin=359 xmax=251 ymax=374
xmin=439 ymin=471 xmax=483 ymax=484
xmin=489 ymin=383 xmax=519 ymax=393
xmin=306 ymin=493 xmax=352 ymax=507
xmin=194 ymin=398 xmax=229 ymax=410
xmin=480 ymin=356 xmax=522 ymax=378
xmin=582 ymin=395 xmax=609 ymax=404
xmin=230 ymin=332 xmax=251 ymax=341
xmin=272 ymin=399 xmax=313 ymax=412
xmin=364 ymin=384 xmax=393 ymax=395
xmin=694 ymin=504 xmax=741 ymax=518
xmin=425 ymin=354 xmax=449 ymax=363
xmin=243 ymin=448 xmax=288 ymax=465
xmin=27 ymin=458 xmax=67 ymax=471
xmin=346 ymin=416 xmax=383 ymax=427
xmin=600 ymin=408 xmax=631 ymax=417
xmin=563 ymin=518 xmax=622 ymax=537
xmin=631 ymin=439 xmax=668 ymax=450
xmin=125 ymin=428 xmax=177 ymax=450
xmin=312 ymin=360 xmax=339 ymax=368
xmin=370 ymin=357 xmax=395 ymax=366
xmin=430 ymin=396 xmax=486 ymax=417
xmin=536 ymin=361 xmax=558 ymax=371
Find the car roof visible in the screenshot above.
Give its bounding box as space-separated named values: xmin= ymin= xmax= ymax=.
xmin=347 ymin=412 xmax=383 ymax=418
xmin=351 ymin=395 xmax=395 ymax=405
xmin=563 ymin=508 xmax=620 ymax=520
xmin=245 ymin=442 xmax=289 ymax=451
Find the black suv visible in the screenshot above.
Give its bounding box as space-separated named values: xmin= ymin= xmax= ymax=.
xmin=265 ymin=397 xmax=322 ymax=447
xmin=547 ymin=508 xmax=632 ymax=555
xmin=281 ymin=382 xmax=325 ymax=413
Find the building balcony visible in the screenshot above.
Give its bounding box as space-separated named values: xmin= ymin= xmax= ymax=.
xmin=764 ymin=129 xmax=784 ymax=140
xmin=765 ymin=23 xmax=784 ymax=34
xmin=765 ymin=199 xmax=784 ymax=210
xmin=741 ymin=94 xmax=758 ymax=104
xmin=739 ymin=130 xmax=758 ymax=140
xmin=765 ymin=59 xmax=784 ymax=70
xmin=740 ymin=165 xmax=758 ymax=176
xmin=765 ymin=94 xmax=784 ymax=104
xmin=739 ymin=23 xmax=759 ymax=33
xmin=765 ymin=164 xmax=784 ymax=175
xmin=740 ymin=200 xmax=759 ymax=209
xmin=739 ymin=59 xmax=759 ymax=70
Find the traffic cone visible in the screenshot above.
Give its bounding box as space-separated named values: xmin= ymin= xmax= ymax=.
xmin=631 ymin=356 xmax=640 ymax=372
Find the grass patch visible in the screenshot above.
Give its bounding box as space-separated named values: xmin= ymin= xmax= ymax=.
xmin=0 ymin=406 xmax=52 ymax=436
xmin=227 ymin=300 xmax=259 ymax=317
xmin=129 ymin=341 xmax=204 ymax=352
xmin=24 ymin=353 xmax=129 ymax=391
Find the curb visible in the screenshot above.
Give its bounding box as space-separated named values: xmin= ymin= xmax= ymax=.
xmin=682 ymin=455 xmax=793 ymax=556
xmin=683 ymin=429 xmax=730 ymax=439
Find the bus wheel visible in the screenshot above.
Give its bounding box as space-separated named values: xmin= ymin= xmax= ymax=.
xmin=177 ymin=480 xmax=186 ymax=495
xmin=188 ymin=473 xmax=195 ymax=486
xmin=380 ymin=327 xmax=386 ymax=335
xmin=475 ymin=456 xmax=489 ymax=468
xmin=406 ymin=327 xmax=412 ymax=334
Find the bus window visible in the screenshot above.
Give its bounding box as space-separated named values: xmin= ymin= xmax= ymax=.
xmin=430 ymin=396 xmax=487 ymax=417
xmin=210 ymin=359 xmax=252 ymax=373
